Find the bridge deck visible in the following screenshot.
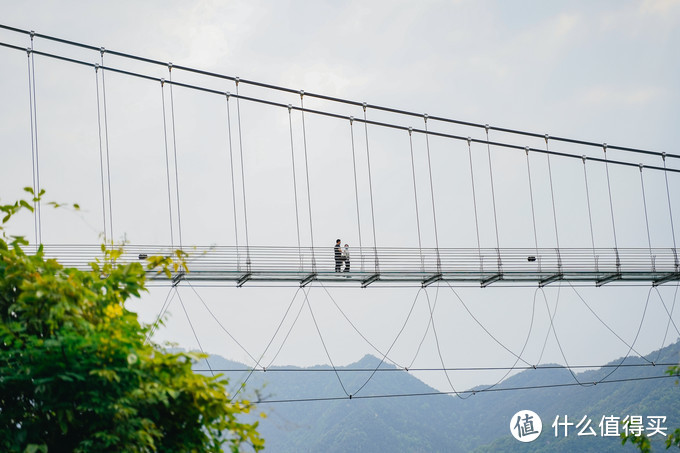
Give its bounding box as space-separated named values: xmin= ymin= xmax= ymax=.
xmin=32 ymin=245 xmax=680 ymax=287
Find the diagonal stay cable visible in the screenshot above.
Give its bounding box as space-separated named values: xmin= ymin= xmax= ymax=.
xmin=582 ymin=285 xmax=655 ymax=383
xmin=303 ymin=287 xmax=350 ymax=396
xmin=230 ymin=287 xmax=302 ymax=401
xmin=654 ymin=284 xmax=680 ymax=364
xmin=422 ymin=287 xmax=465 ymax=398
xmin=184 ymin=280 xmax=259 ymax=366
xmin=144 ymin=285 xmax=175 ymax=344
xmin=532 ymin=285 xmax=634 ymax=387
xmin=349 ymin=288 xmax=427 ymax=396
xmin=456 ymin=283 xmax=540 ymax=396
xmin=536 ymin=284 xmax=652 ymax=386
xmin=536 ymin=285 xmax=561 ymax=365
xmin=653 ymin=285 xmax=680 ymax=354
xmin=537 ymin=285 xmax=587 ymax=385
xmin=265 ymin=291 xmax=307 ymax=369
xmin=443 ymin=282 xmax=532 ymax=366
xmin=536 ymin=284 xmax=655 ymax=388
xmin=408 ymin=284 xmax=439 ymax=369
xmin=318 ymin=283 xmax=404 ymax=369
xmin=176 ymin=287 xmax=214 ymax=376
xmin=568 ymin=283 xmax=652 ymax=362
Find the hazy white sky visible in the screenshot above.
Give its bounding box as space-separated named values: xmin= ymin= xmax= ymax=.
xmin=1 ymin=0 xmax=680 ymax=394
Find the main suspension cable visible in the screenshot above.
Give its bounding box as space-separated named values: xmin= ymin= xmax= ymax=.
xmin=3 ymin=24 xmax=675 ymax=161
xmin=1 ymin=40 xmax=676 ymax=174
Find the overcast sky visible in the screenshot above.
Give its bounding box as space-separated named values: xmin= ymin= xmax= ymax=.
xmin=1 ymin=0 xmax=680 ymax=394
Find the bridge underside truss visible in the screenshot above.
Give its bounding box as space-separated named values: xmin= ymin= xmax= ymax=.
xmin=37 ymin=245 xmax=680 ymax=288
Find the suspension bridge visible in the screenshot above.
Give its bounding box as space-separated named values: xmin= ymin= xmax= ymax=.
xmin=1 ymin=24 xmax=679 ymax=289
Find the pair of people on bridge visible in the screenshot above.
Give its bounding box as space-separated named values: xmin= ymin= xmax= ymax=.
xmin=334 ymin=239 xmax=350 ymax=273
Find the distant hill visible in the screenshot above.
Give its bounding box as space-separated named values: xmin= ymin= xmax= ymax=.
xmin=198 ymin=341 xmax=680 ymax=452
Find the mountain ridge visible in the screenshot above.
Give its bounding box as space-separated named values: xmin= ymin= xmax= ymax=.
xmin=196 ymin=340 xmax=680 ymax=452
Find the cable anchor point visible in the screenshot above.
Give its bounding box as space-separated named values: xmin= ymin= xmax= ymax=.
xmin=29 ymin=30 xmax=35 ymax=38
xmin=662 ymin=152 xmax=667 ymax=162
xmin=94 ymin=63 xmax=100 ymax=72
xmin=581 ymin=155 xmax=587 ymax=163
xmin=423 ymin=113 xmax=428 ymax=123
xmin=99 ymin=47 xmax=106 ymax=56
xmin=25 ymin=47 xmax=32 ymax=56
xmin=639 ymin=163 xmax=644 ymax=172
xmin=544 ymin=134 xmax=550 ymax=144
xmin=299 ymin=89 xmax=305 ymax=99
xmin=160 ymin=78 xmax=165 ymax=87
xmin=603 ymin=143 xmax=608 ymax=153
xmin=408 ymin=126 xmax=413 ymax=136
xmin=234 ymin=76 xmax=240 ymax=86
xmin=362 ymin=102 xmax=367 ymax=112
xmin=349 ymin=116 xmax=354 ymax=125
xmin=467 ymin=137 xmax=472 ymax=146
xmin=287 ymin=103 xmax=292 ymax=112
xmin=225 ymin=91 xmax=230 ymax=99
xmin=525 ymin=146 xmax=530 ymax=156
xmin=484 ymin=124 xmax=490 ymax=133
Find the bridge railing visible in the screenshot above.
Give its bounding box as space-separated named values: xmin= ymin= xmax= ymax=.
xmin=33 ymin=245 xmax=679 ymax=277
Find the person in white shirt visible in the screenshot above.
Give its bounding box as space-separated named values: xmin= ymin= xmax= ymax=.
xmin=342 ymin=244 xmax=350 ymax=272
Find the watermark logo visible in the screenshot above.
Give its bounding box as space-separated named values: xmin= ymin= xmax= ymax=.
xmin=510 ymin=410 xmax=542 ymax=442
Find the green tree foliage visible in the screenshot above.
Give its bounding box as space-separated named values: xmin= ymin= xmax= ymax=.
xmin=0 ymin=189 xmax=264 ymax=452
xmin=621 ymin=365 xmax=680 ymax=452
